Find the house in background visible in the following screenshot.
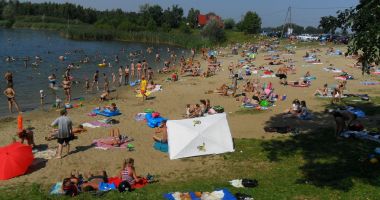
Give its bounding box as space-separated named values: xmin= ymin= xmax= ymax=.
xmin=198 ymin=13 xmax=224 ymax=28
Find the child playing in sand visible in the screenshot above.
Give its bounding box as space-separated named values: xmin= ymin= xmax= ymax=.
xmin=17 ymin=129 xmax=35 ymax=148
xmin=55 ymin=96 xmax=62 ymax=108
xmin=100 ymin=90 xmax=110 ymax=102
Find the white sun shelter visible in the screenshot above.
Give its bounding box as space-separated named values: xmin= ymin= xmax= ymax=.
xmin=167 ymin=113 xmax=234 ymax=160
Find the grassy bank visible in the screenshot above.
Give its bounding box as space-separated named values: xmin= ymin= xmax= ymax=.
xmin=1 ymin=132 xmax=379 ymax=200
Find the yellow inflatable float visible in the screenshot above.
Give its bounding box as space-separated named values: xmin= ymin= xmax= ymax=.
xmin=98 ymin=63 xmax=106 ymax=67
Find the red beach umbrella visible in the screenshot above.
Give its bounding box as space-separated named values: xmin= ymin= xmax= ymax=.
xmin=0 ymin=142 xmax=34 ymax=180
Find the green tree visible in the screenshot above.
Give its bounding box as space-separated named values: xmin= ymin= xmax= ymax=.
xmin=240 ymin=11 xmax=261 ymax=34
xmin=187 ymin=8 xmax=200 ymax=28
xmin=2 ymin=4 xmax=15 ymax=20
xmin=305 ymin=26 xmax=322 ymax=34
xmin=318 ymin=16 xmax=338 ymax=34
xmin=223 ymin=18 xmax=235 ymax=30
xmin=201 ymin=19 xmax=225 ymax=43
xmin=335 ymin=0 xmax=380 ymax=75
xmin=179 ymin=22 xmax=191 ymax=34
xmin=146 ymin=18 xmax=157 ymax=31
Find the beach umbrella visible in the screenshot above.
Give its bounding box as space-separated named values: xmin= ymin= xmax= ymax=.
xmin=0 ymin=142 xmax=34 ymax=180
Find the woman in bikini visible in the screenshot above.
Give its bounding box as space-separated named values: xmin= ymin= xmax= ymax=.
xmin=130 ymin=61 xmax=135 ymax=80
xmin=62 ymin=76 xmax=72 ymax=102
xmin=136 ymin=61 xmax=142 ymax=80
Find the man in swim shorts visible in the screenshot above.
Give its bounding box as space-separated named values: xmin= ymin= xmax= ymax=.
xmin=51 ymin=109 xmax=73 ymax=159
xmin=276 ymin=66 xmax=288 ymax=85
xmin=3 ymin=86 xmax=20 ymax=113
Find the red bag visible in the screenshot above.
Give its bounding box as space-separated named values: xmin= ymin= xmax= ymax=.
xmin=152 ymin=112 xmax=160 ymax=118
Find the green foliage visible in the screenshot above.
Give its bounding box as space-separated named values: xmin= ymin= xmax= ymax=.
xmin=223 ymin=18 xmax=235 ymax=30
xmin=201 ymin=19 xmax=226 ymax=44
xmin=319 ymin=16 xmax=338 ymax=34
xmin=187 ymin=8 xmax=200 ymax=28
xmin=2 ymin=4 xmax=15 ymax=20
xmin=333 ymin=0 xmax=380 ymax=74
xmin=146 ymin=18 xmax=158 ymax=31
xmin=240 ymin=11 xmax=261 ymax=34
xmin=304 ymin=26 xmax=322 ymax=34
xmin=179 ymin=22 xmax=191 ymax=34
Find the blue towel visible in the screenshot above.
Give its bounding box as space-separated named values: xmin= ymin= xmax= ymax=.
xmin=154 ymin=142 xmax=168 ymax=153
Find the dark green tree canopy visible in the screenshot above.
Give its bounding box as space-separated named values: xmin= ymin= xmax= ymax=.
xmin=239 ymin=11 xmax=261 ymax=34
xmin=319 ymin=16 xmax=338 ymax=34
xmin=332 ymin=0 xmax=380 ymax=74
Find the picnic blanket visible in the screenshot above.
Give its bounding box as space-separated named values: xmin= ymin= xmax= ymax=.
xmin=164 ymin=189 xmax=236 ymax=200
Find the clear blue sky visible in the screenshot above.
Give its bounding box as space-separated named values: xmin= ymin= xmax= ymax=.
xmin=28 ymin=0 xmax=358 ymax=27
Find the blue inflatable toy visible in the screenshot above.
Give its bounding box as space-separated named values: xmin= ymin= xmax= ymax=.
xmin=145 ymin=113 xmax=167 ymax=128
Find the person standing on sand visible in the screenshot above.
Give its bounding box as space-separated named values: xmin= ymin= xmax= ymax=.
xmin=62 ymin=76 xmax=72 ymax=103
xmin=4 ymin=71 xmax=13 ymax=88
xmin=130 ymin=61 xmax=135 ymax=80
xmin=51 ymin=109 xmax=73 ymax=159
xmin=92 ymin=70 xmax=99 ymax=91
xmin=124 ymin=65 xmax=130 ymax=85
xmin=140 ymin=76 xmax=148 ymax=101
xmin=103 ymin=73 xmax=109 ymax=92
xmin=3 ymin=86 xmax=20 ymax=113
xmin=118 ymin=66 xmax=123 ymax=86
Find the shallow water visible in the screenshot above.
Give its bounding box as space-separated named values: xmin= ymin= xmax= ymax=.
xmin=0 ymin=28 xmax=188 ymax=116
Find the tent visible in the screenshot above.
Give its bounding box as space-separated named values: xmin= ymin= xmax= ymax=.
xmin=167 ymin=113 xmax=234 ymax=160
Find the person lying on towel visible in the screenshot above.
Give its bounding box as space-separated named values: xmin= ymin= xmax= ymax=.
xmin=153 ymin=121 xmax=168 ymax=143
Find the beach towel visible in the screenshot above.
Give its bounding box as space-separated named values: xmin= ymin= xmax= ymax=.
xmin=136 ymin=91 xmax=152 ymax=98
xmin=164 ymin=189 xmax=236 ymax=200
xmin=98 ymin=182 xmax=116 ymax=191
xmin=290 ymin=84 xmax=310 ymax=88
xmin=323 ymin=67 xmax=342 ymax=73
xmin=316 ymin=95 xmax=348 ymax=98
xmin=154 ymin=141 xmax=168 ymax=153
xmin=340 ymin=131 xmax=380 ymax=143
xmin=361 ymin=81 xmax=380 ymax=85
xmin=82 ymin=121 xmax=111 ymax=128
xmin=129 ymin=80 xmax=140 ymax=87
xmin=135 ymin=113 xmax=147 ymax=121
xmin=93 ymin=109 xmax=121 ymax=117
xmin=261 ymin=74 xmax=276 ymax=78
xmin=50 ymin=182 xmax=64 ymax=195
xmin=92 ymin=137 xmax=130 ymax=150
xmin=133 ymin=178 xmax=149 ymax=189
xmin=34 ymin=148 xmax=56 ymax=160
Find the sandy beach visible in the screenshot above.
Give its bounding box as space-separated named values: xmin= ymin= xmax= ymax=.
xmin=0 ymin=42 xmax=379 ymax=188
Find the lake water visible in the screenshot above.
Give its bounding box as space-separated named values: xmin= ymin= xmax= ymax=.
xmin=0 ymin=29 xmax=188 ymax=116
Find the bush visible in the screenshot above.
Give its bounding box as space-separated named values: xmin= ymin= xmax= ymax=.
xmin=201 ymin=19 xmax=226 ymax=44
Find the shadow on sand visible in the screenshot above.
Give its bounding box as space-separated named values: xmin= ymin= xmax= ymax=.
xmin=260 ymin=100 xmax=380 ymax=191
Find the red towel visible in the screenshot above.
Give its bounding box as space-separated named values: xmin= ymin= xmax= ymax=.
xmin=132 ymin=178 xmax=148 ymax=189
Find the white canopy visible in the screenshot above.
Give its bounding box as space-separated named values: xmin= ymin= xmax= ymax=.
xmin=167 ymin=113 xmax=234 ymax=160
